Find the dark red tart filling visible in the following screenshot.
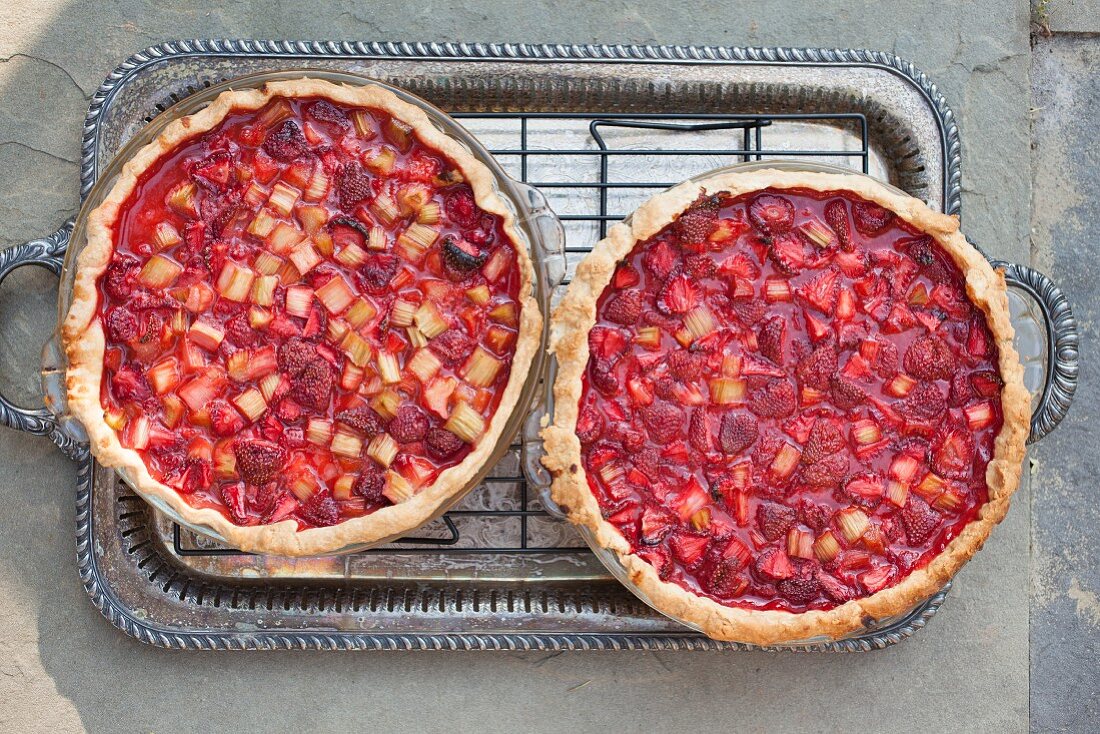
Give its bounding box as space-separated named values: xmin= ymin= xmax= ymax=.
xmin=97 ymin=96 xmax=524 ymax=529
xmin=578 ymin=188 xmax=1004 ymax=612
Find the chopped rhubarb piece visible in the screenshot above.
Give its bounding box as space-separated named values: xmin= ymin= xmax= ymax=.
xmin=383 ymin=470 xmax=416 ymax=503
xmin=885 ymin=480 xmax=909 ymax=508
xmin=415 ymin=301 xmax=449 ymax=338
xmin=889 ymin=454 xmax=923 ymax=485
xmin=787 ymin=527 xmax=814 ymax=559
xmin=215 ymin=261 xmax=255 ymax=302
xmin=138 ymin=255 xmax=183 ymax=289
xmin=763 ymin=277 xmax=792 ymax=303
xmin=288 ymin=242 xmax=322 ymax=274
xmin=708 ymin=377 xmax=746 ymax=405
xmin=813 ymin=530 xmax=841 ymax=563
xmin=178 ymin=369 xmax=227 ymax=412
xmin=315 ymin=275 xmax=355 ymax=314
xmin=444 ymin=401 xmax=485 ymax=443
xmin=265 ymin=221 xmax=306 ymax=254
xmin=284 ymin=285 xmax=314 ymax=318
xmin=768 ymin=443 xmax=802 ymax=482
xmin=964 ymin=400 xmax=995 ymax=430
xmin=232 ymin=388 xmax=267 ymax=422
xmin=461 ymin=347 xmax=503 ymax=387
xmin=188 ymin=321 xmax=225 ymax=352
xmin=836 ymin=507 xmax=870 ymax=543
xmin=306 ymin=418 xmax=333 ymax=446
xmin=366 ymin=433 xmax=399 ymax=467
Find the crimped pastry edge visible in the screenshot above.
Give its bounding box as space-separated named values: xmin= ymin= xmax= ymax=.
xmin=541 ymin=168 xmax=1029 ymax=645
xmin=62 ymin=78 xmax=542 ymax=556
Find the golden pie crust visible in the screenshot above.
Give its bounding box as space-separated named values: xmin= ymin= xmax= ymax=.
xmin=541 ymin=169 xmax=1029 ymax=644
xmin=63 ymin=78 xmax=542 ymax=556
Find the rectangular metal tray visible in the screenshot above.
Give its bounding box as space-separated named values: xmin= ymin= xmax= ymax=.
xmin=67 ymin=41 xmax=988 ymax=650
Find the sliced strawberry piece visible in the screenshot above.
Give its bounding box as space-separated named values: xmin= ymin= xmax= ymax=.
xmin=796 ymin=267 xmax=841 ymax=315
xmin=768 ymin=233 xmax=805 ymax=275
xmin=897 ymin=381 xmax=946 ymax=420
xmin=233 ymin=438 xmax=287 ymax=486
xmin=221 ymin=482 xmax=249 ymax=525
xmin=299 ymin=491 xmax=340 ymax=527
xmin=676 ymin=194 xmax=722 ymax=249
xmin=755 ymin=547 xmax=795 ymax=580
xmin=858 ymin=565 xmax=895 ymax=593
xmin=970 ymin=369 xmax=1004 ymax=398
xmin=748 ymin=194 xmax=795 ymax=234
xmin=575 ymin=405 xmax=604 ymax=444
xmin=642 ymin=402 xmax=682 ymax=444
xmin=718 ymin=412 xmax=759 ymax=455
xmin=718 ymin=251 xmax=761 ymax=280
xmin=900 ymin=496 xmax=940 ymax=545
xmin=800 ymin=452 xmax=848 ymax=488
xmin=587 ymin=326 xmax=629 ymax=362
xmin=796 ymin=345 xmax=839 ymax=390
xmin=390 ymin=404 xmax=430 ymax=443
xmin=829 ymin=375 xmax=866 ymax=410
xmin=687 ymin=409 xmax=712 ymax=452
xmin=431 ymin=330 xmax=475 ymax=366
xmin=191 ymin=150 xmax=233 ymax=191
xmin=291 ymin=359 xmax=333 ymax=411
xmin=613 ymin=263 xmax=640 ymax=289
xmin=748 ymin=378 xmax=797 ymax=418
xmin=777 ymin=560 xmax=822 ymax=603
xmin=824 ymin=199 xmax=852 ymax=249
xmin=426 ymin=427 xmax=465 ymax=460
xmin=604 ymin=290 xmax=643 ymax=325
xmin=209 ymin=400 xmax=246 ymax=437
xmin=756 ymin=502 xmax=796 ymax=541
xmin=851 ymin=200 xmax=894 ymax=235
xmin=642 ymin=240 xmax=679 ymax=281
xmin=757 ymin=316 xmax=785 ymax=364
xmin=640 ymin=504 xmax=675 ymax=545
xmin=668 ymin=350 xmax=704 ymax=381
xmin=656 ymin=272 xmax=700 ymax=315
xmin=669 ymin=532 xmax=711 ymax=566
xmin=903 ymin=334 xmax=955 ymax=381
xmin=932 ymin=427 xmax=974 ymax=479
xmin=802 ymin=419 xmax=845 ymax=464
xmin=263 ymin=120 xmax=310 ymax=161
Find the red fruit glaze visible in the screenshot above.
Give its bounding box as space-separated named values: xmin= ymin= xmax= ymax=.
xmin=96 ymin=97 xmax=524 ymax=529
xmin=578 ymin=189 xmax=1003 ymax=612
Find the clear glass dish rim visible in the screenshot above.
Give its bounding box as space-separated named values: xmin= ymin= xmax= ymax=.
xmin=52 ymin=68 xmax=560 ymax=556
xmin=530 ymin=159 xmax=948 ymax=643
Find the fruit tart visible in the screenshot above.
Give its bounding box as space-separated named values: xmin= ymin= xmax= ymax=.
xmin=63 ymin=78 xmax=540 ymax=555
xmin=541 ymin=168 xmax=1029 ymax=644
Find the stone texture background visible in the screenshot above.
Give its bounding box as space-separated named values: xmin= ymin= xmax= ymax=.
xmin=0 ymin=1 xmax=1092 ymax=732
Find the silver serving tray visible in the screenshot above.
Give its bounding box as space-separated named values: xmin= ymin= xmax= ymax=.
xmin=0 ymin=41 xmax=1079 ymax=651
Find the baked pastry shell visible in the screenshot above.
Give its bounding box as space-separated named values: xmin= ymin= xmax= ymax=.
xmin=56 ymin=71 xmax=555 ymax=556
xmin=540 ymin=160 xmax=1030 ymax=645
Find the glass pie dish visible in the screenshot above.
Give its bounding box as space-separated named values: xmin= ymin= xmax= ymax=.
xmin=525 ymin=159 xmax=1061 ymax=644
xmin=35 ymin=70 xmax=566 ymax=555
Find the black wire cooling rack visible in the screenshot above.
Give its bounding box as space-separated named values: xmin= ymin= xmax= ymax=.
xmin=172 ymin=109 xmax=871 ymax=559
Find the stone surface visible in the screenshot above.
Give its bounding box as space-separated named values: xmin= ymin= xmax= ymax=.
xmin=0 ymin=1 xmax=1053 ymax=732
xmin=1029 ymin=33 xmax=1099 ymax=733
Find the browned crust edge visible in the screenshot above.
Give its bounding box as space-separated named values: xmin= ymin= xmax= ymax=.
xmin=540 ymin=168 xmax=1029 ymax=645
xmin=62 ymin=78 xmax=542 ymax=556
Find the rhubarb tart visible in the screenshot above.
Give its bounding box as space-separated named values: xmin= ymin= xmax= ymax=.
xmin=541 ymin=168 xmax=1028 ymax=643
xmin=63 ymin=78 xmax=540 ymax=556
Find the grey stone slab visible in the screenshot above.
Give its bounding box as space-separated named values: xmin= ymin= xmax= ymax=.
xmin=1029 ymin=33 xmax=1100 ymax=734
xmin=0 ymin=1 xmax=1036 ymax=732
xmin=1036 ymin=0 xmax=1100 ymax=34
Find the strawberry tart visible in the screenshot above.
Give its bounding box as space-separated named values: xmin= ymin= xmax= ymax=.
xmin=541 ymin=168 xmax=1028 ymax=643
xmin=63 ymin=78 xmax=540 ymax=555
